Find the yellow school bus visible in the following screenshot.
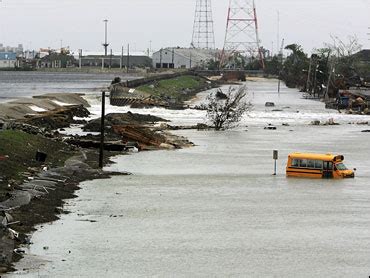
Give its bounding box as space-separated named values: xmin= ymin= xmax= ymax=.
xmin=286 ymin=153 xmax=355 ymax=179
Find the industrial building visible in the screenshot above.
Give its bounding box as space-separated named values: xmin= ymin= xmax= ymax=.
xmin=80 ymin=54 xmax=152 ymax=69
xmin=152 ymin=48 xmax=217 ymax=69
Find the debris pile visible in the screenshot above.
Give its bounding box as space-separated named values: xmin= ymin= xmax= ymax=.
xmin=23 ymin=105 xmax=90 ymax=130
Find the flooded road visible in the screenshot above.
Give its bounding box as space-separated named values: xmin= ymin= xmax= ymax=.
xmin=0 ymin=71 xmax=137 ymax=102
xmin=8 ymin=79 xmax=370 ymax=277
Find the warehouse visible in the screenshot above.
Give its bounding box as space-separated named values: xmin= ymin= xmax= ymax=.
xmin=152 ymin=47 xmax=217 ymax=69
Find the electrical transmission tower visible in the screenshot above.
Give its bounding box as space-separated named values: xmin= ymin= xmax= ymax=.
xmin=221 ymin=0 xmax=264 ymax=68
xmin=191 ymin=0 xmax=215 ymax=49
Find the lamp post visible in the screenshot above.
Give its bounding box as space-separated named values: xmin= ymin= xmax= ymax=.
xmin=102 ymin=19 xmax=109 ymax=56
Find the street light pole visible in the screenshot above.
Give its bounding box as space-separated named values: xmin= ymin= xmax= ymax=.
xmin=102 ymin=19 xmax=109 ymax=57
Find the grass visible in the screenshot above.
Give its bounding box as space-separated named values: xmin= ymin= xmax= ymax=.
xmin=137 ymin=75 xmax=209 ymax=103
xmin=0 ymin=130 xmax=76 ymax=193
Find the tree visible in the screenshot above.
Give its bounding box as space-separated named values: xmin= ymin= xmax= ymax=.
xmin=264 ymin=55 xmax=281 ymax=75
xmin=325 ymin=35 xmax=363 ymax=86
xmin=206 ymin=59 xmax=220 ymax=70
xmin=202 ymin=85 xmax=252 ymax=130
xmin=281 ymin=43 xmax=309 ymax=88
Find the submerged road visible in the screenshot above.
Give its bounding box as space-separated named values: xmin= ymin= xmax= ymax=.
xmin=8 ymin=79 xmax=370 ymax=277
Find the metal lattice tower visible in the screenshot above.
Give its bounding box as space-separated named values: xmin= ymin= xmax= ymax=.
xmin=191 ymin=0 xmax=215 ymax=49
xmin=221 ymin=0 xmax=264 ymax=68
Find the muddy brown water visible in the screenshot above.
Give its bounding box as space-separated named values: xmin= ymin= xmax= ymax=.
xmin=7 ymin=79 xmax=370 ymax=277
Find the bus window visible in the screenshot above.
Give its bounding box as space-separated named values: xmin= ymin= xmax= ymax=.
xmin=292 ymin=159 xmax=299 ymax=167
xmin=324 ymin=162 xmax=333 ymax=170
xmin=336 ymin=163 xmax=348 ymax=170
xmin=300 ymin=159 xmax=308 ymax=168
xmin=315 ymin=160 xmax=323 ymax=169
xmin=307 ymin=160 xmax=315 ymax=168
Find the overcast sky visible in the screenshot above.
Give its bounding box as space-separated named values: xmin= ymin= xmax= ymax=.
xmin=0 ymin=0 xmax=369 ymax=54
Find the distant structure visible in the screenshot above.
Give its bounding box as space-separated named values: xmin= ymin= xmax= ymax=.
xmin=191 ymin=0 xmax=215 ymax=50
xmin=0 ymin=43 xmax=23 ymax=54
xmin=221 ymin=0 xmax=264 ymax=68
xmin=102 ymin=19 xmax=109 ymax=56
xmin=0 ymin=43 xmax=22 ymax=68
xmin=78 ymin=51 xmax=152 ymax=69
xmin=0 ymin=52 xmax=17 ymax=68
xmin=152 ymin=47 xmax=217 ymax=69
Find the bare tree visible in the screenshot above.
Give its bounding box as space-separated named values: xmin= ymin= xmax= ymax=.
xmin=324 ymin=35 xmax=364 ymax=90
xmin=202 ymin=85 xmax=252 ymax=130
xmin=327 ymin=35 xmax=362 ymax=58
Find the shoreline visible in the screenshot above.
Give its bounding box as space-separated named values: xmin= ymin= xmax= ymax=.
xmin=0 ymin=89 xmax=197 ymax=274
xmin=2 ymin=152 xmax=127 ymax=273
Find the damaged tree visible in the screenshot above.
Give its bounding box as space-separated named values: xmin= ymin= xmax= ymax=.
xmin=202 ymin=86 xmax=252 ymax=131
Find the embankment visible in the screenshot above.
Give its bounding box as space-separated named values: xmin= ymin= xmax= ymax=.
xmin=110 ymin=72 xmax=218 ymax=108
xmin=0 ymin=91 xmax=195 ymax=273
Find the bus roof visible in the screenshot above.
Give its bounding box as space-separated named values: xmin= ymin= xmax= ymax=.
xmin=288 ymin=153 xmax=344 ymax=162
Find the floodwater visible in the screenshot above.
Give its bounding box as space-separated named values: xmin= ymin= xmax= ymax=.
xmin=7 ymin=79 xmax=370 ymax=277
xmin=0 ymin=71 xmax=137 ymax=102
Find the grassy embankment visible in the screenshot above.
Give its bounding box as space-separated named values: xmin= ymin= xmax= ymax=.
xmin=0 ymin=130 xmax=77 ymax=200
xmin=136 ymin=75 xmax=210 ymax=103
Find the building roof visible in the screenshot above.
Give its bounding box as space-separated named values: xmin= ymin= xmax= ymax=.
xmin=154 ymin=47 xmax=218 ymax=63
xmin=73 ymin=50 xmax=148 ymax=59
xmin=354 ymin=49 xmax=370 ymax=62
xmin=0 ymin=52 xmax=17 ymax=60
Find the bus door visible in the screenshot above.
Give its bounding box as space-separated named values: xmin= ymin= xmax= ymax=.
xmin=323 ymin=161 xmax=334 ymax=178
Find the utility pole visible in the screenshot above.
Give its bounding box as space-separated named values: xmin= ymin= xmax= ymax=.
xmin=102 ymin=19 xmax=109 ymax=56
xmin=313 ymin=63 xmax=319 ymax=98
xmin=109 ymin=49 xmax=113 ymax=69
xmin=120 ymin=46 xmax=123 ymax=69
xmin=159 ymin=48 xmax=163 ymax=68
xmin=78 ymin=49 xmax=83 ymax=69
xmin=306 ymin=55 xmax=313 ymax=93
xmin=127 ymin=44 xmax=130 ymax=73
xmin=277 ymin=11 xmax=280 ymax=55
xmin=99 ymin=91 xmax=106 ymax=169
xmin=172 ymin=48 xmax=175 ymax=68
xmin=278 ymin=39 xmax=284 ymax=94
xmin=325 ymin=65 xmax=335 ymax=101
xmin=189 ymin=51 xmax=192 ymax=69
xmin=324 ymin=53 xmax=335 ymax=101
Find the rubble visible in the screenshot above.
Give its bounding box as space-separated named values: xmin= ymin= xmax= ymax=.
xmin=83 ymin=112 xmax=167 ymax=132
xmin=22 ymin=105 xmax=90 ymax=130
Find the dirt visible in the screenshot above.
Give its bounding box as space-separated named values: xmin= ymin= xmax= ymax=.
xmin=83 ymin=112 xmax=168 ymax=133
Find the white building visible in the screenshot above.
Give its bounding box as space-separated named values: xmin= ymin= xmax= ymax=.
xmin=152 ymin=47 xmax=218 ymax=69
xmin=0 ymin=52 xmax=17 ymax=68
